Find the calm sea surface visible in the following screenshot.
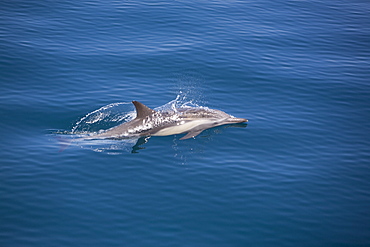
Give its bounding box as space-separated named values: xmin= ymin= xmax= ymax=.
xmin=1 ymin=0 xmax=370 ymax=246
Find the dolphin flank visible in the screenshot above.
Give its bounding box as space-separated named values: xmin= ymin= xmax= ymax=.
xmin=89 ymin=101 xmax=248 ymax=140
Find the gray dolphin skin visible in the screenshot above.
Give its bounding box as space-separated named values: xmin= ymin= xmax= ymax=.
xmin=89 ymin=101 xmax=248 ymax=140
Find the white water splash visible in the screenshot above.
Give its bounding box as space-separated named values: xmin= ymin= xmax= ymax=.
xmin=71 ymin=102 xmax=135 ymax=134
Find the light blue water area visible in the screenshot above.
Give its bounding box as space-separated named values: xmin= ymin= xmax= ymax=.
xmin=1 ymin=0 xmax=370 ymax=246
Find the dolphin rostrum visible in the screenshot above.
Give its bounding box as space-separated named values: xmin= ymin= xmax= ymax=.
xmin=88 ymin=101 xmax=248 ymax=140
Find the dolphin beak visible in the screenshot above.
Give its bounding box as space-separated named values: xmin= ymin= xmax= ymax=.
xmin=229 ymin=118 xmax=248 ymax=123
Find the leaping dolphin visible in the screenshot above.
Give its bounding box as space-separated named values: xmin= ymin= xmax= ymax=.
xmin=88 ymin=101 xmax=248 ymax=140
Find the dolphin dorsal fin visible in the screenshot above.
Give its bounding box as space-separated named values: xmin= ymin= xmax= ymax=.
xmin=132 ymin=101 xmax=156 ymax=118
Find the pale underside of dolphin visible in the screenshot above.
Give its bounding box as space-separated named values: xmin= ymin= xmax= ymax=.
xmin=89 ymin=101 xmax=248 ymax=140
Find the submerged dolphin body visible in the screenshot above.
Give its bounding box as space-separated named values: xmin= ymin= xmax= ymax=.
xmin=89 ymin=101 xmax=248 ymax=140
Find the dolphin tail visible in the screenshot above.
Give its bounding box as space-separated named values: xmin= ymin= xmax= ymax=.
xmin=55 ymin=136 xmax=73 ymax=152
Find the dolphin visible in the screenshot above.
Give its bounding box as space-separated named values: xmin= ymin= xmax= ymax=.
xmin=88 ymin=101 xmax=248 ymax=140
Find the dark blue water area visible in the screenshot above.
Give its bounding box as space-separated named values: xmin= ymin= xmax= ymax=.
xmin=1 ymin=0 xmax=370 ymax=246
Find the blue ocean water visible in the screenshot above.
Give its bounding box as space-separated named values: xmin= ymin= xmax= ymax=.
xmin=1 ymin=0 xmax=370 ymax=246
